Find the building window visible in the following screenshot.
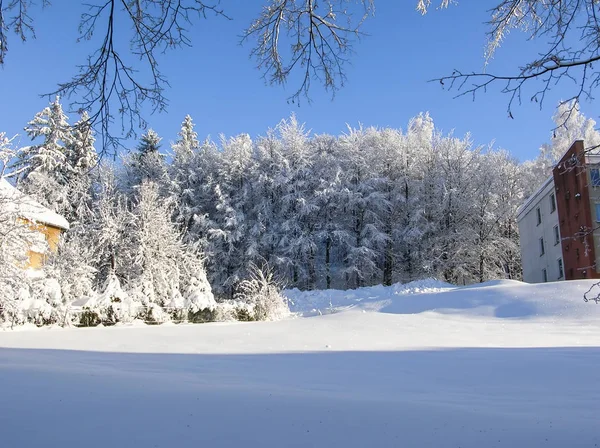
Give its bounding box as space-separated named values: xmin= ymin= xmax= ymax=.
xmin=540 ymin=237 xmax=545 ymax=256
xmin=595 ymin=204 xmax=600 ymax=222
xmin=591 ymin=168 xmax=600 ymax=187
xmin=558 ymin=258 xmax=564 ymax=279
xmin=550 ymin=193 xmax=556 ymax=213
xmin=576 ymin=247 xmax=580 ymax=259
xmin=536 ymin=207 xmax=542 ymax=225
xmin=542 ymin=268 xmax=548 ymax=283
xmin=553 ymin=225 xmax=560 ymax=245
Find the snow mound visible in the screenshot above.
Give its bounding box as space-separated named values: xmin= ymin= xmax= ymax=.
xmin=286 ymin=279 xmax=600 ymax=321
xmin=392 ymin=278 xmax=455 ymax=295
xmin=285 ymin=278 xmax=454 ymax=316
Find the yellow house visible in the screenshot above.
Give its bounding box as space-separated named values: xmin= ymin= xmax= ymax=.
xmin=0 ymin=178 xmax=70 ymax=269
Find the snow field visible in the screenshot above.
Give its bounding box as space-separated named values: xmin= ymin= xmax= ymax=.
xmin=1 ymin=279 xmax=600 ymax=447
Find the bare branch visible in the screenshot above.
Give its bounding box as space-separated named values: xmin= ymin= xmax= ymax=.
xmin=0 ymin=0 xmax=50 ymax=65
xmin=43 ymin=0 xmax=229 ymax=156
xmin=242 ymin=0 xmax=375 ymax=104
xmin=433 ymin=0 xmax=600 ymax=127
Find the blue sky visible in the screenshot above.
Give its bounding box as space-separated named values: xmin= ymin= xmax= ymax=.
xmin=0 ymin=1 xmax=596 ymax=162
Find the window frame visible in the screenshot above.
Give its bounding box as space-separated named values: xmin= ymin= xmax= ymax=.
xmin=550 ymin=193 xmax=556 ymax=213
xmin=557 ymin=258 xmax=564 ymax=279
xmin=536 ymin=207 xmax=542 ymax=225
xmin=539 ymin=237 xmax=545 ymax=256
xmin=591 ymin=168 xmax=600 ymax=187
xmin=542 ymin=268 xmax=548 ymax=283
xmin=553 ymin=225 xmax=560 ymax=246
xmin=595 ymin=204 xmax=600 ymax=223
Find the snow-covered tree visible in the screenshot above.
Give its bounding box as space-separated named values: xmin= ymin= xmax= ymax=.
xmin=206 ymin=133 xmax=255 ymax=298
xmin=126 ymin=181 xmax=213 ymax=320
xmin=2 ymin=107 xmax=537 ymax=328
xmin=14 ymin=97 xmax=74 ymax=210
xmin=523 ymin=101 xmax=600 ymax=197
xmin=68 ymin=111 xmax=98 ymax=176
xmin=0 ymin=181 xmax=37 ymax=327
xmin=125 ymin=129 xmax=168 ymax=194
xmin=18 ymin=96 xmax=73 ymax=180
xmin=172 ymin=115 xmax=199 ymax=164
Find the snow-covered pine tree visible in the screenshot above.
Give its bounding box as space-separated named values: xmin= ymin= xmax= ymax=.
xmin=15 ymin=96 xmax=74 ymax=210
xmin=394 ymin=116 xmax=431 ymax=282
xmin=170 ymin=117 xmax=218 ymax=242
xmin=125 ymin=129 xmax=169 ymax=195
xmin=275 ymin=115 xmax=319 ymax=289
xmin=250 ymin=130 xmax=287 ymax=275
xmin=311 ymin=134 xmax=351 ymax=289
xmin=68 ymin=111 xmax=98 ymax=177
xmin=338 ymin=126 xmax=383 ymax=288
xmin=172 ymin=115 xmax=199 ymax=165
xmin=207 ymin=133 xmax=254 ymax=298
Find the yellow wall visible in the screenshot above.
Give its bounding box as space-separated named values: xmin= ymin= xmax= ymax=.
xmin=19 ymin=218 xmax=64 ymax=269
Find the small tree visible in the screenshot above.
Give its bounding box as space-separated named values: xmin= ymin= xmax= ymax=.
xmin=235 ymin=263 xmax=289 ymax=321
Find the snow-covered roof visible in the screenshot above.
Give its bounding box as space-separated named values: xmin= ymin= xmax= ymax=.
xmin=0 ymin=178 xmax=70 ymax=230
xmin=516 ymin=175 xmax=554 ymax=221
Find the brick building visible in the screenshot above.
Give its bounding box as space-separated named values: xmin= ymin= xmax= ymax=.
xmin=517 ymin=140 xmax=600 ymax=283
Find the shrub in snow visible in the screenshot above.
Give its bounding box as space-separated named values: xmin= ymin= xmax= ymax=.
xmin=145 ymin=303 xmax=170 ymax=325
xmin=181 ymin=257 xmax=217 ymax=323
xmin=18 ymin=276 xmax=65 ymax=326
xmin=235 ymin=264 xmax=289 ymax=321
xmin=211 ymin=300 xmax=255 ymax=322
xmin=78 ymin=272 xmax=142 ymax=326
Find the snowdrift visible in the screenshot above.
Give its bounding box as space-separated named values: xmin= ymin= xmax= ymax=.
xmin=286 ymin=278 xmax=599 ymax=321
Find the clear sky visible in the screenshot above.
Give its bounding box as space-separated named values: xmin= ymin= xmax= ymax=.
xmin=0 ymin=1 xmax=596 ymax=162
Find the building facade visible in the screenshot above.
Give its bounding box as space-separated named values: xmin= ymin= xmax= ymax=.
xmin=517 ymin=140 xmax=600 ymax=283
xmin=517 ymin=177 xmax=563 ymax=283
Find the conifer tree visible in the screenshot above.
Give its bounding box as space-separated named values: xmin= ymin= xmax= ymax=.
xmin=19 ymin=96 xmax=73 ymax=182
xmin=15 ymin=97 xmax=74 ymax=210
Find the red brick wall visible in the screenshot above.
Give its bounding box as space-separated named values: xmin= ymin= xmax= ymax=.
xmin=552 ymin=140 xmax=600 ymax=280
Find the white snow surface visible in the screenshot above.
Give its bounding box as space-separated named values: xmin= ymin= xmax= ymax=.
xmin=1 ymin=279 xmax=600 ymax=447
xmin=0 ymin=178 xmax=70 ymax=230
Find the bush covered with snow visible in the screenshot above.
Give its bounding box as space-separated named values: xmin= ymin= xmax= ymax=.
xmin=235 ymin=265 xmax=290 ymax=321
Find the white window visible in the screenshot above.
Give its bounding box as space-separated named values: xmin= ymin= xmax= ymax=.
xmin=542 ymin=268 xmax=548 ymax=283
xmin=558 ymin=258 xmax=564 ymax=279
xmin=554 ymin=225 xmax=560 ymax=245
xmin=539 ymin=238 xmax=545 ymax=256
xmin=550 ymin=193 xmax=556 ymax=213
xmin=536 ymin=207 xmax=542 ymax=225
xmin=591 ymin=168 xmax=600 ymax=187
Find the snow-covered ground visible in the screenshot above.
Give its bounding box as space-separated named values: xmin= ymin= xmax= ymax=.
xmin=1 ymin=279 xmax=600 ymax=447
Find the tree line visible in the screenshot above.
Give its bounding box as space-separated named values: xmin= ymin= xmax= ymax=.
xmin=1 ymin=98 xmax=597 ymax=326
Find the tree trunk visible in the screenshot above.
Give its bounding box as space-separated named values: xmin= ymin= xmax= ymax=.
xmin=383 ymin=237 xmax=393 ymax=286
xmin=308 ymin=246 xmax=316 ymax=290
xmin=325 ymin=235 xmax=332 ymax=290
